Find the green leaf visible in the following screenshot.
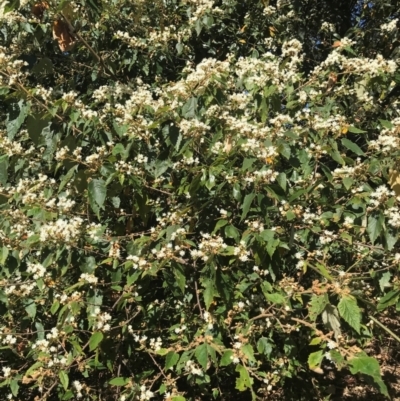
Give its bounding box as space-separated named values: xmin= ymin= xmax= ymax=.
xmin=172 ymin=397 xmax=186 ymax=401
xmin=348 ymin=126 xmax=366 ymax=134
xmin=257 ymin=337 xmax=272 ymax=356
xmin=308 ymin=350 xmax=323 ymax=369
xmin=341 ymin=138 xmax=364 ymax=155
xmin=377 ymin=289 xmax=400 ymax=311
xmin=89 ymin=332 xmax=104 ymax=351
xmin=88 ymin=179 xmax=106 ymax=213
xmin=24 ymin=299 xmax=36 ymax=319
xmin=10 ymin=379 xmax=19 ymax=396
xmin=220 ymin=350 xmax=234 ymax=366
xmin=276 ymin=172 xmax=287 ymax=191
xmin=0 ymin=155 xmax=8 ymax=185
xmin=342 ymin=176 xmax=353 ymax=190
xmin=165 ymin=351 xmax=179 ymax=371
xmin=213 ymin=219 xmax=228 ymax=234
xmin=264 ymin=292 xmax=285 ymax=304
xmin=203 ymin=279 xmax=214 ymax=310
xmin=0 ymin=246 xmax=9 ymax=265
xmin=349 ymin=354 xmax=388 ymax=396
xmin=367 ymin=214 xmax=383 ymax=244
xmin=225 ymin=225 xmax=240 ymax=241
xmin=59 ymin=165 xmax=78 ymax=193
xmin=195 ymin=343 xmax=208 ymax=370
xmin=59 ymin=371 xmax=69 ymax=391
xmin=242 ymin=158 xmax=256 ymax=171
xmin=6 ymin=100 xmax=29 ymax=139
xmin=182 ymin=97 xmax=197 ymax=118
xmin=235 ymin=364 xmax=252 ymax=391
xmin=379 ymin=271 xmax=391 ymax=292
xmin=241 ymin=344 xmax=256 ymax=363
xmin=241 ymin=193 xmax=256 ymax=221
xmin=109 ymin=377 xmax=129 ymax=386
xmin=309 ymin=294 xmax=329 ymax=321
xmin=322 ymin=304 xmax=341 ymax=338
xmin=25 ymin=362 xmax=43 ymax=377
xmin=338 ymin=295 xmax=361 ymax=333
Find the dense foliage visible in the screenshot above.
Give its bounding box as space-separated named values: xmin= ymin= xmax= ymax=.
xmin=1 ymin=0 xmax=400 ymax=400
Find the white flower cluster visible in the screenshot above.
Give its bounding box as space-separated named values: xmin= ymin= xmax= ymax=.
xmin=39 ymin=217 xmax=84 ymax=244
xmin=191 ymin=233 xmax=228 ymax=262
xmin=73 ymin=380 xmax=84 ymax=399
xmin=320 ymin=21 xmax=335 ymax=32
xmin=369 ymin=185 xmax=393 ymax=206
xmin=26 ymin=262 xmax=46 ymax=279
xmin=90 ymin=307 xmax=112 ymax=332
xmin=149 ymin=337 xmax=162 ymax=351
xmin=139 ymin=385 xmax=154 ymax=400
xmin=203 ymin=311 xmax=214 ymax=330
xmin=185 ymin=360 xmax=204 ymax=376
xmin=381 ymin=19 xmax=398 ymax=33
xmin=233 ymin=240 xmax=250 ymax=262
xmin=127 ymin=255 xmax=148 ymax=270
xmin=385 ymin=207 xmax=400 ymax=228
xmin=80 ymin=273 xmax=98 ymax=285
xmin=320 ymin=230 xmax=337 ymax=245
xmin=170 ymin=58 xmax=230 ymax=96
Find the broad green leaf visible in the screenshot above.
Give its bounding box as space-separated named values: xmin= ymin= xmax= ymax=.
xmin=241 ymin=344 xmax=256 ymax=363
xmin=213 ymin=219 xmax=228 ymax=234
xmin=379 ymin=271 xmax=391 ymax=292
xmin=257 ymin=337 xmax=272 ymax=356
xmin=203 ymin=280 xmax=214 ymax=310
xmin=264 ymin=292 xmax=285 ymax=305
xmin=109 ymin=377 xmax=129 ymax=386
xmin=0 ymin=155 xmax=8 ymax=185
xmin=367 ymin=214 xmax=383 ymax=244
xmin=308 ymin=350 xmax=323 ymax=369
xmin=195 ymin=343 xmax=208 ymax=370
xmin=308 ymin=294 xmax=329 ymax=321
xmin=348 ymin=126 xmax=366 ymax=133
xmin=322 ymin=304 xmax=341 ymax=338
xmin=241 ymin=193 xmax=256 ymax=221
xmin=59 ymin=371 xmax=69 ymax=390
xmin=341 ymin=138 xmax=364 ymax=155
xmin=220 ymin=350 xmax=234 ymax=366
xmin=349 ymin=354 xmax=388 ymax=396
xmin=10 ymin=379 xmax=19 ymax=396
xmin=6 ymin=100 xmax=29 ymax=139
xmin=165 ymin=351 xmax=179 ymax=371
xmin=182 ymin=97 xmax=197 ymax=118
xmin=89 ymin=332 xmax=104 ymax=351
xmin=225 ymin=225 xmax=240 ymax=241
xmin=24 ymin=299 xmax=36 ymax=319
xmin=377 ymin=289 xmax=400 ymax=311
xmin=88 ymin=179 xmax=106 ymax=212
xmin=235 ymin=364 xmax=252 ymax=391
xmin=338 ymin=295 xmax=361 ymax=333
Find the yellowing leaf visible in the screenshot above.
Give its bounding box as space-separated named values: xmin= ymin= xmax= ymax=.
xmin=388 ymin=169 xmax=400 ymax=196
xmin=269 ymin=26 xmax=276 ymax=37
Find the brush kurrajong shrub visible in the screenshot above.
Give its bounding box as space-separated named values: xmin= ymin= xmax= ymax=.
xmin=0 ymin=0 xmax=400 ymax=400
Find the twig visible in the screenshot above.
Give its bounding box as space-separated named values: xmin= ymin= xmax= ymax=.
xmin=194 ymin=279 xmax=203 ymax=319
xmin=147 ymin=351 xmax=168 ymax=380
xmin=369 ymin=315 xmax=400 ymax=343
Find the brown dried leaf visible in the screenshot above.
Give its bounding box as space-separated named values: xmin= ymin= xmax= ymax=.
xmin=52 ymin=19 xmax=76 ymax=52
xmin=31 ymin=1 xmax=49 ymax=20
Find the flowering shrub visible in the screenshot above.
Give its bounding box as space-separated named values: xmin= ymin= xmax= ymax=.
xmin=0 ymin=0 xmax=400 ymax=400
